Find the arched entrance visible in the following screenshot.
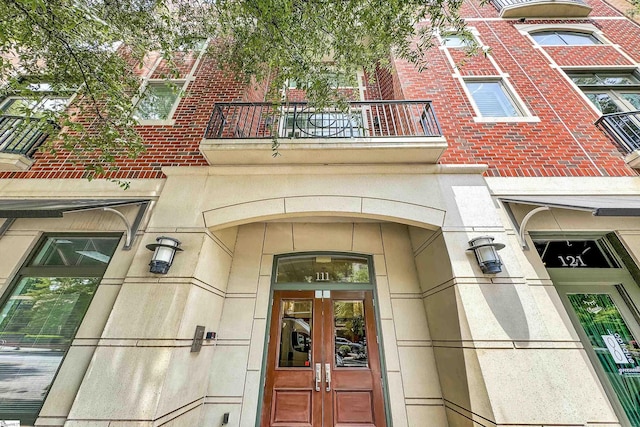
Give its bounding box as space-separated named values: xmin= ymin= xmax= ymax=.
xmin=259 ymin=253 xmax=388 ymax=427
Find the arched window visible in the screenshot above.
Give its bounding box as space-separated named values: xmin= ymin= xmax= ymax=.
xmin=531 ymin=30 xmax=600 ymax=46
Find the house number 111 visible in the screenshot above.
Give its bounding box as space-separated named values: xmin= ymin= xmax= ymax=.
xmin=316 ymin=272 xmax=330 ymax=281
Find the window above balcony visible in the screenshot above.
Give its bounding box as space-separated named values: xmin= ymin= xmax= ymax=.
xmin=490 ymin=0 xmax=591 ymax=18
xmin=200 ymin=101 xmax=447 ymax=165
xmin=570 ymin=69 xmax=640 ymax=168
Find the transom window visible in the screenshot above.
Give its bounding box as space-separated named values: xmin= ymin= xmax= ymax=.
xmin=533 ymin=238 xmax=620 ymax=268
xmin=569 ymin=72 xmax=640 ymax=86
xmin=276 ymin=255 xmax=371 ymax=284
xmin=465 ymin=80 xmax=523 ymax=118
xmin=531 ymin=31 xmax=601 ymax=46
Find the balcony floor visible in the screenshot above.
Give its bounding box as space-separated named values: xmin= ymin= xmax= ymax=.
xmin=500 ymin=1 xmax=592 ymax=17
xmin=199 ymin=136 xmax=448 ymax=165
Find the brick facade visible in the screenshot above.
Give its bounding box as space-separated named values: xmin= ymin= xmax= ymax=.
xmin=2 ymin=0 xmax=639 ymax=179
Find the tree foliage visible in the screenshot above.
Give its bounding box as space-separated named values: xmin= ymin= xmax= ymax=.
xmin=0 ymin=0 xmax=478 ymax=178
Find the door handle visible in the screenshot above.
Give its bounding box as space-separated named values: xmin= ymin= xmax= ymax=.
xmin=325 ymin=363 xmax=331 ymax=392
xmin=315 ymin=363 xmax=321 ymax=392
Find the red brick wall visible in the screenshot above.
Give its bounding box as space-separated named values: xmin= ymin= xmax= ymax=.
xmin=391 ymin=11 xmax=638 ymax=177
xmin=2 ymin=0 xmax=639 ymax=179
xmin=0 ymin=57 xmax=246 ymax=180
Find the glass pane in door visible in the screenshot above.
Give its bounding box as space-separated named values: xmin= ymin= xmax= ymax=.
xmin=334 ymin=300 xmax=368 ymax=367
xmin=278 ymin=300 xmax=312 ymax=368
xmin=567 ymin=293 xmax=640 ymax=426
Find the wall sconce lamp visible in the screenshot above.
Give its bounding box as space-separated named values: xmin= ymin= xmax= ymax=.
xmin=467 ymin=236 xmax=505 ymax=274
xmin=146 ymin=236 xmax=183 ymax=274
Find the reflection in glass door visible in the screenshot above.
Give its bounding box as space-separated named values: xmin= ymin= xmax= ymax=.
xmin=566 ymin=291 xmax=640 ymax=426
xmin=262 ymin=290 xmax=386 ymax=427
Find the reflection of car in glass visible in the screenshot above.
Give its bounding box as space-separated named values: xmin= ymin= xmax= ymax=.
xmin=335 ymin=337 xmax=363 ymax=351
xmin=279 ymin=318 xmax=311 ymax=367
xmin=334 ymin=336 xmax=368 ymax=367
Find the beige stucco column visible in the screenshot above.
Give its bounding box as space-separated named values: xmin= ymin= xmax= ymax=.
xmin=64 ymin=173 xmax=237 ymax=426
xmin=414 ymin=179 xmax=619 ymax=427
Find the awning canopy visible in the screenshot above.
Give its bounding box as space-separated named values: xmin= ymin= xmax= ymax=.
xmin=500 ymin=195 xmax=640 ymax=217
xmin=0 ymin=199 xmax=148 ymax=218
xmin=0 ymin=199 xmax=150 ymax=250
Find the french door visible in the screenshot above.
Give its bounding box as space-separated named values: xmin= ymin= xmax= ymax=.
xmin=261 ymin=290 xmax=386 ymax=427
xmin=553 ymin=269 xmax=640 ymax=427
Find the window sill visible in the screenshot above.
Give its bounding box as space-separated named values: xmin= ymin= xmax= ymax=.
xmin=0 ymin=153 xmax=35 ymax=171
xmin=135 ymin=119 xmax=176 ymax=126
xmin=473 ymin=116 xmax=540 ymax=123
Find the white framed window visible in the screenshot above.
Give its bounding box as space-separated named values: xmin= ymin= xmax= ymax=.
xmin=132 ymin=80 xmax=186 ymax=123
xmin=464 ymin=79 xmax=528 ymax=120
xmin=133 ymin=41 xmax=207 ymax=125
xmin=439 ymin=28 xmax=481 ymax=49
xmin=567 ymin=70 xmax=640 ymax=114
xmin=0 ymin=83 xmax=73 ymax=117
xmin=531 ymin=30 xmax=601 ymax=46
xmin=1 ymin=96 xmax=70 ymax=116
xmin=441 ymin=34 xmax=472 ymax=48
xmin=0 ymin=235 xmax=120 ymax=425
xmin=518 ymin=23 xmax=608 ymax=47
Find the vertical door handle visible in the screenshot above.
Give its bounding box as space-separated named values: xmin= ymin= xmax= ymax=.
xmin=315 ymin=363 xmax=321 ymax=392
xmin=325 ymin=363 xmax=331 ymax=392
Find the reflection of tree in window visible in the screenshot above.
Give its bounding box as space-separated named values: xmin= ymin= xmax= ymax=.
xmin=276 ymin=256 xmax=370 ymax=283
xmin=568 ymin=293 xmax=640 ymax=425
xmin=569 ymin=72 xmax=640 ymax=114
xmin=133 ymin=82 xmax=181 ymax=121
xmin=334 ymin=301 xmax=368 ymax=368
xmin=0 ymin=235 xmax=118 ymax=424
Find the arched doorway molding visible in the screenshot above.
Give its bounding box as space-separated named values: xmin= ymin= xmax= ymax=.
xmin=203 ymin=195 xmax=445 ymax=231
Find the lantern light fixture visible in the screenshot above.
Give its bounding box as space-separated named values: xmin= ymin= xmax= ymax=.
xmin=146 ymin=236 xmax=183 ymax=274
xmin=467 ymin=236 xmax=505 ymax=274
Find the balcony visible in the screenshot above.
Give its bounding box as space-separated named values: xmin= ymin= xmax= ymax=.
xmin=0 ymin=115 xmax=57 ymax=171
xmin=595 ymin=111 xmax=640 ymax=168
xmin=490 ymin=0 xmax=591 ymax=18
xmin=201 ymin=101 xmax=447 ymax=165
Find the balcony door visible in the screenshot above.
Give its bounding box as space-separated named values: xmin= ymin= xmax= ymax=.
xmin=261 ymin=289 xmax=386 ymax=427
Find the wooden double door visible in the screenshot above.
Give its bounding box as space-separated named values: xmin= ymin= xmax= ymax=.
xmin=261 ymin=290 xmax=387 ymax=427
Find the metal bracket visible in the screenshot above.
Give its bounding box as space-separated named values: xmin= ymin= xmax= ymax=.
xmin=518 ymin=206 xmax=550 ymax=249
xmin=0 ymin=218 xmax=16 ymax=238
xmin=101 ymin=201 xmax=149 ymax=250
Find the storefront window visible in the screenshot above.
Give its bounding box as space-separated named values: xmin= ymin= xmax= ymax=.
xmin=567 ymin=293 xmax=640 ymax=425
xmin=0 ymin=235 xmax=119 ymax=424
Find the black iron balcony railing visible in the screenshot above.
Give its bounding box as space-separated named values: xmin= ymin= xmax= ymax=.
xmin=595 ymin=111 xmax=640 ymax=154
xmin=0 ymin=115 xmax=58 ymax=157
xmin=204 ymin=101 xmax=442 ymax=140
xmin=490 ymin=0 xmax=591 ymax=17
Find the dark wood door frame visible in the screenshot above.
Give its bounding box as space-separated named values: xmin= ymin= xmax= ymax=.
xmin=261 ymin=290 xmax=387 ymax=427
